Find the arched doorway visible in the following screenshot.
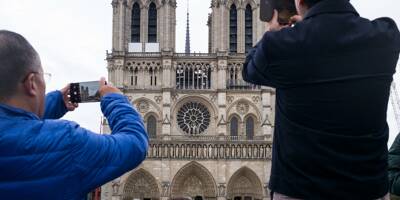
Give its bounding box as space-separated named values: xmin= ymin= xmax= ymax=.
xmin=171 ymin=162 xmax=217 ymax=200
xmin=122 ymin=169 xmax=160 ymax=200
xmin=227 ymin=167 xmax=263 ymax=200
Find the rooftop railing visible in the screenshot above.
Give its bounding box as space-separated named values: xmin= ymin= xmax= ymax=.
xmin=149 ymin=134 xmax=271 ymax=142
xmin=226 ymin=79 xmax=261 ymax=90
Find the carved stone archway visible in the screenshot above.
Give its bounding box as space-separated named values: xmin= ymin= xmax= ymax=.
xmin=122 ymin=169 xmax=160 ymax=200
xmin=171 ymin=162 xmax=217 ymax=200
xmin=227 ymin=167 xmax=263 ymax=200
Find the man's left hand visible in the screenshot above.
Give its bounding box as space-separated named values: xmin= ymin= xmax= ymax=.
xmin=60 ymin=84 xmax=79 ymax=112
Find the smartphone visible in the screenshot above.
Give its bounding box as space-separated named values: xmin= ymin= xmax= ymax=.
xmin=260 ymin=0 xmax=274 ymax=22
xmin=260 ymin=0 xmax=297 ymax=24
xmin=70 ymin=81 xmax=102 ymax=103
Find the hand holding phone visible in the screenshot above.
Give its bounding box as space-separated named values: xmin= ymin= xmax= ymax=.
xmin=98 ymin=77 xmax=122 ymax=97
xmin=260 ymin=0 xmax=297 ymax=24
xmin=69 ymin=78 xmax=123 ymax=103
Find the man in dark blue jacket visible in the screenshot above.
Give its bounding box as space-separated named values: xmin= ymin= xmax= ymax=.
xmin=243 ymin=0 xmax=400 ymax=199
xmin=0 ymin=30 xmax=149 ymax=199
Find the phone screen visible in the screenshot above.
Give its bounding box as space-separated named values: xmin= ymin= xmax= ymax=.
xmin=70 ymin=81 xmax=101 ymax=103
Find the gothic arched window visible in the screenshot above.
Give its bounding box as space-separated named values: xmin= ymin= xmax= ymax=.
xmin=147 ymin=115 xmax=157 ymax=138
xmin=229 ymin=4 xmax=238 ymax=53
xmin=245 ymin=4 xmax=253 ymax=53
xmin=130 ymin=68 xmax=139 ymax=86
xmin=148 ymin=2 xmax=157 ymax=43
xmin=246 ymin=116 xmax=254 ymax=140
xmin=131 ymin=3 xmax=141 ymax=42
xmin=230 ymin=116 xmax=239 ymax=137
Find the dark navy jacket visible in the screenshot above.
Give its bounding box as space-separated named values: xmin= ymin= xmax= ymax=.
xmin=0 ymin=91 xmax=148 ymax=199
xmin=243 ymin=0 xmax=400 ymax=199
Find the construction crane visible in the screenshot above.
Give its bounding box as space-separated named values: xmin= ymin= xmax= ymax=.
xmin=390 ymin=61 xmax=400 ymax=131
xmin=391 ymin=80 xmax=400 ymax=130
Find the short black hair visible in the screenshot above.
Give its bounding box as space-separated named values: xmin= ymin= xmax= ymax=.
xmin=303 ymin=0 xmax=323 ymax=8
xmin=0 ymin=30 xmax=40 ymax=101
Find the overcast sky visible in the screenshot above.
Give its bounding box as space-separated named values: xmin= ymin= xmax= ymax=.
xmin=0 ymin=0 xmax=399 ymax=145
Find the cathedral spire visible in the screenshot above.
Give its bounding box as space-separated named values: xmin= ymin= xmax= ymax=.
xmin=185 ymin=0 xmax=191 ymax=54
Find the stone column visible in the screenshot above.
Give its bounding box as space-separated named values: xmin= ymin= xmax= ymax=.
xmin=211 ymin=6 xmax=218 ymax=53
xmin=144 ymin=68 xmax=149 ymax=89
xmin=112 ymin=0 xmax=120 ymax=51
xmin=157 ymin=2 xmax=162 ymax=51
xmin=161 ymin=51 xmax=173 ymax=136
xmin=171 ymin=4 xmax=177 ymax=51
xmin=237 ymin=7 xmax=245 ymax=54
xmin=142 ymin=5 xmax=149 ymax=45
xmin=261 ymin=90 xmax=273 ymax=136
xmin=222 ymin=6 xmax=228 ymax=51
xmin=161 ymin=181 xmax=171 ymax=200
xmin=217 ymin=51 xmax=228 ymax=135
xmin=217 ymin=183 xmax=227 ymax=200
xmin=113 ymin=59 xmax=124 ymax=88
xmin=119 ymin=1 xmax=127 ymax=52
xmin=256 ymin=6 xmax=267 ymax=43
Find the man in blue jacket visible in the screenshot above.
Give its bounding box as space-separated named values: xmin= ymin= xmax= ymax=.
xmin=243 ymin=0 xmax=400 ymax=199
xmin=0 ymin=30 xmax=149 ymax=199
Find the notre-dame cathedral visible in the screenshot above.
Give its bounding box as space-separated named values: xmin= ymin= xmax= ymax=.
xmin=101 ymin=0 xmax=275 ymax=200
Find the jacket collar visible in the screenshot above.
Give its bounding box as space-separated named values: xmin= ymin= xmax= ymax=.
xmin=0 ymin=103 xmax=40 ymax=120
xmin=304 ymin=0 xmax=359 ymax=20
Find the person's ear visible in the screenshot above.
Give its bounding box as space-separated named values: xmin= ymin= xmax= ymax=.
xmin=22 ymin=73 xmax=38 ymax=97
xmin=298 ymin=0 xmax=307 ymax=8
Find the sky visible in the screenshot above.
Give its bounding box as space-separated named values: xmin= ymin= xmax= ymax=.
xmin=0 ymin=0 xmax=399 ymax=145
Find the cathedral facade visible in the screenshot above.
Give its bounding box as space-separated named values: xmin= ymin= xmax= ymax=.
xmin=101 ymin=0 xmax=275 ymax=200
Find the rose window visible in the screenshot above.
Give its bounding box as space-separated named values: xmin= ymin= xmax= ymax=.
xmin=177 ymin=102 xmax=211 ymax=135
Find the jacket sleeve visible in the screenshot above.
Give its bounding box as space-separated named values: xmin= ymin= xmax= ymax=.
xmin=242 ymin=25 xmax=306 ymax=88
xmin=242 ymin=38 xmax=277 ymax=87
xmin=69 ymin=93 xmax=149 ymax=195
xmin=389 ymin=133 xmax=400 ymax=195
xmin=43 ymin=91 xmax=68 ymax=120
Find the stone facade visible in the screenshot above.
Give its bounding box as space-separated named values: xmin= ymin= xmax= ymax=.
xmin=102 ymin=1 xmax=274 ymax=200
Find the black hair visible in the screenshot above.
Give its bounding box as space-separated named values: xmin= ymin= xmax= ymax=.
xmin=0 ymin=30 xmax=40 ymax=101
xmin=303 ymin=0 xmax=323 ymax=8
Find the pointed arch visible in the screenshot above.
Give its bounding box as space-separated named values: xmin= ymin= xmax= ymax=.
xmin=228 ymin=114 xmax=241 ymax=137
xmin=146 ymin=0 xmax=162 ymax=8
xmin=226 ymin=99 xmax=262 ymax=122
xmin=229 ymin=4 xmax=238 ymax=53
xmin=227 ymin=167 xmax=263 ymax=200
xmin=226 ymin=0 xmax=240 ymax=9
xmin=132 ymin=97 xmax=162 ymax=117
xmin=241 ymin=0 xmax=257 ymax=10
xmin=128 ymin=0 xmax=144 ymax=9
xmin=146 ymin=114 xmax=157 ymax=138
xmin=171 ymin=162 xmax=217 ymax=199
xmin=245 ymin=115 xmax=255 ymax=140
xmin=122 ymin=169 xmax=160 ymax=200
xmin=148 ymin=2 xmax=158 ymax=42
xmin=245 ymin=4 xmax=253 ymax=53
xmin=131 ymin=2 xmax=141 ymax=43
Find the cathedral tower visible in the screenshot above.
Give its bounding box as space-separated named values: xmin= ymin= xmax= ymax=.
xmin=103 ymin=1 xmax=274 ymax=200
xmin=112 ymin=0 xmax=176 ymax=52
xmin=208 ymin=0 xmax=266 ymax=53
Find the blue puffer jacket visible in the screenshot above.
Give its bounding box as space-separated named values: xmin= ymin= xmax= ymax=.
xmin=0 ymin=91 xmax=149 ymax=199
